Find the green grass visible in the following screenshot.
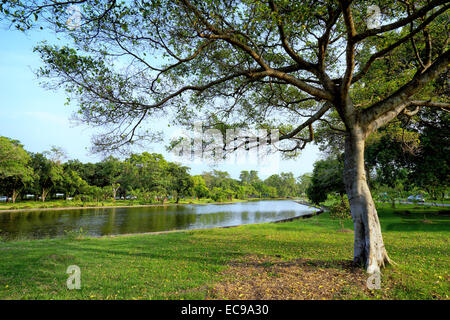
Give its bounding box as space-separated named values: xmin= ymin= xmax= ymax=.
xmin=0 ymin=203 xmax=448 ymax=300
xmin=0 ymin=199 xmax=136 ymax=211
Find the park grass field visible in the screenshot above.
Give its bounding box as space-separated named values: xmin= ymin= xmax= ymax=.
xmin=0 ymin=203 xmax=448 ymax=300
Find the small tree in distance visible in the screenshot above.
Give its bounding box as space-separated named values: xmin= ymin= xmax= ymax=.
xmin=329 ymin=195 xmax=352 ymax=232
xmin=0 ymin=137 xmax=34 ymax=203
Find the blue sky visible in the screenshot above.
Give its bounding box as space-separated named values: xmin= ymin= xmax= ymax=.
xmin=0 ymin=26 xmax=320 ymax=179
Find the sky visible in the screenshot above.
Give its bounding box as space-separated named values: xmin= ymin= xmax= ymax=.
xmin=0 ymin=25 xmax=321 ymax=179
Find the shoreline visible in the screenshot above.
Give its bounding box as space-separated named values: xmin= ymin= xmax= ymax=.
xmin=294 ymin=199 xmax=328 ymax=211
xmin=97 ymin=207 xmax=324 ymax=239
xmin=0 ymin=198 xmax=304 ymax=213
xmin=0 ymin=201 xmax=242 ymax=213
xmin=0 ymin=200 xmax=321 ymax=241
xmin=4 ymin=204 xmax=323 ymax=241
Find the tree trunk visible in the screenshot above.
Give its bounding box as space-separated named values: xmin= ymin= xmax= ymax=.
xmin=112 ymin=184 xmax=120 ymax=202
xmin=12 ymin=189 xmax=20 ymax=203
xmin=343 ymin=127 xmax=392 ymax=274
xmin=42 ymin=188 xmax=48 ymax=202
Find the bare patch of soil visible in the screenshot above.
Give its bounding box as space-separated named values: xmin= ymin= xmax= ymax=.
xmin=208 ymin=255 xmax=367 ymax=300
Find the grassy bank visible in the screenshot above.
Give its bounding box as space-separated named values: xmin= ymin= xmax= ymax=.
xmin=0 ymin=197 xmax=298 ymax=212
xmin=0 ymin=203 xmax=448 ymax=300
xmin=0 ymin=198 xmax=250 ymax=212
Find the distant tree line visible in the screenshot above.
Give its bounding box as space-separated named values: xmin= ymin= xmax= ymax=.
xmin=0 ymin=136 xmax=310 ymax=203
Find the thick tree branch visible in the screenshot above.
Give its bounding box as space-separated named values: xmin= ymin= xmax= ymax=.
xmin=279 ymin=103 xmax=332 ymax=140
xmin=352 ymin=5 xmax=450 ymax=83
xmin=367 ymin=99 xmax=450 ymax=133
xmin=182 ymin=0 xmax=334 ymax=101
xmin=363 ymin=49 xmax=450 ymax=129
xmin=339 ymin=0 xmax=356 ymax=99
xmin=317 ymin=5 xmax=341 ymax=92
xmin=268 ymin=0 xmax=318 ymax=74
xmin=353 ymin=0 xmax=449 ymax=42
xmin=253 ymin=69 xmax=333 ymax=101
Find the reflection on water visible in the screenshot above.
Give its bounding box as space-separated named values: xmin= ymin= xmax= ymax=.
xmin=0 ymin=200 xmax=317 ymax=240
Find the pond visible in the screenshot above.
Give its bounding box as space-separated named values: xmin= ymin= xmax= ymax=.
xmin=0 ymin=200 xmax=318 ymax=240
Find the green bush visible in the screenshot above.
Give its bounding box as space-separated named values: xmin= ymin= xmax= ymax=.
xmin=329 ymin=196 xmax=351 ymax=230
xmin=64 ymin=227 xmax=87 ymax=240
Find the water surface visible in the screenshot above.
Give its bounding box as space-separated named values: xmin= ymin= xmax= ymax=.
xmin=0 ymin=200 xmax=317 ymax=240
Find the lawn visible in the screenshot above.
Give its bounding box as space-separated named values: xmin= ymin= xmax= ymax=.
xmin=0 ymin=203 xmax=448 ymax=300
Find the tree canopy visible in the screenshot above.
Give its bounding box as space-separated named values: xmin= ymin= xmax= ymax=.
xmin=307 ymin=157 xmax=345 ymax=204
xmin=0 ymin=137 xmax=34 ymax=202
xmin=1 ymin=0 xmax=448 ymax=153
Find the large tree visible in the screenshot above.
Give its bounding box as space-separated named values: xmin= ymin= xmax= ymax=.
xmin=265 ymin=172 xmax=298 ymax=197
xmin=307 ymin=157 xmax=346 ymax=204
xmin=239 ymin=170 xmax=261 ymax=185
xmin=0 ymin=137 xmax=34 ymax=203
xmin=2 ymin=0 xmax=449 ymax=273
xmin=97 ymin=156 xmax=123 ymax=201
xmin=30 ymin=152 xmax=63 ymax=202
xmin=167 ymin=162 xmax=194 ymax=203
xmin=60 ymin=168 xmax=89 ymax=198
xmin=124 ymin=152 xmax=172 ymax=198
xmin=191 ymin=175 xmax=210 ymax=198
xmin=296 ymin=173 xmax=312 ymax=196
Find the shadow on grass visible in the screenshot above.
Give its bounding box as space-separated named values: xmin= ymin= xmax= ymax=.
xmin=384 ymin=210 xmax=450 ymax=232
xmin=229 ymin=256 xmax=361 ymax=272
xmin=208 ymin=254 xmax=367 ymax=300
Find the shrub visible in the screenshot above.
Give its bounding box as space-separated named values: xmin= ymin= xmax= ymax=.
xmin=64 ymin=227 xmax=87 ymax=240
xmin=329 ymin=196 xmax=351 ymax=230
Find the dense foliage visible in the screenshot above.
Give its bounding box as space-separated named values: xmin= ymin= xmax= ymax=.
xmin=366 ymin=110 xmax=450 ymax=201
xmin=0 ymin=136 xmax=308 ymax=203
xmin=307 ymin=110 xmax=450 ymax=205
xmin=307 ymin=157 xmax=345 ymax=204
